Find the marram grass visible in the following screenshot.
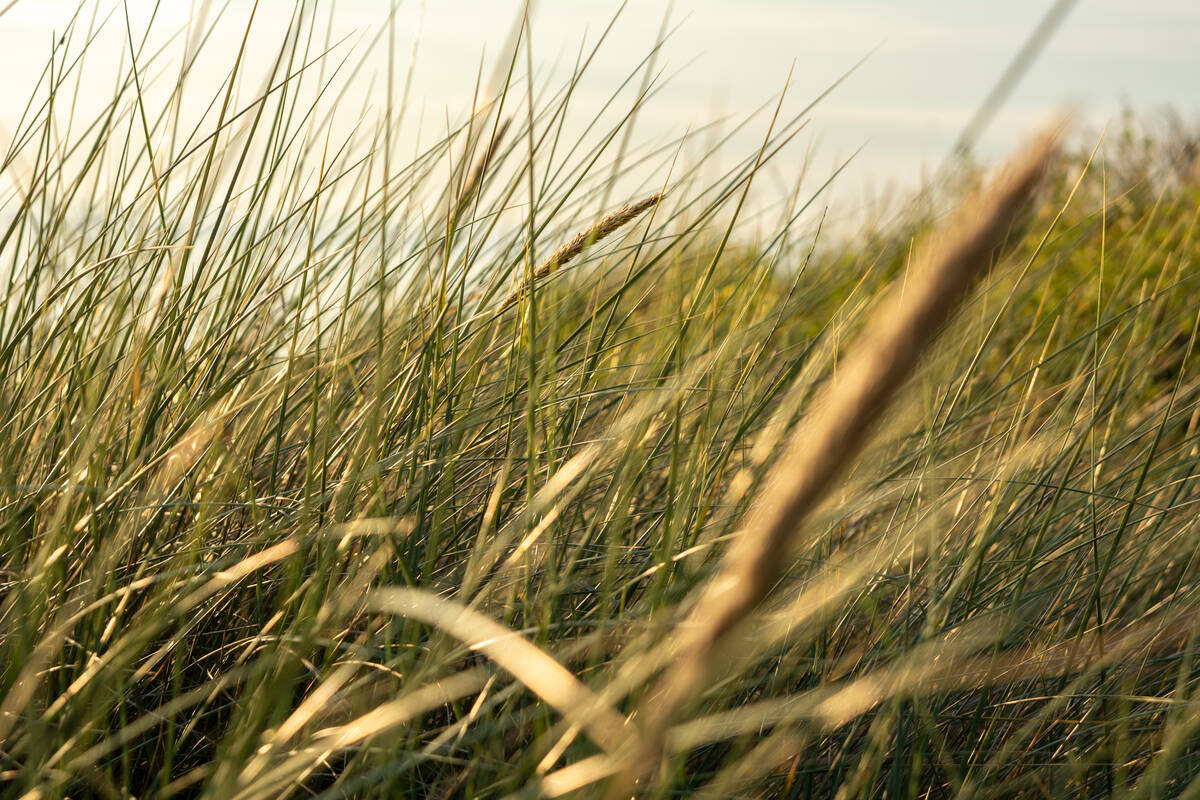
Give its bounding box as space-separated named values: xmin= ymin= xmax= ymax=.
xmin=1 ymin=6 xmax=1200 ymax=800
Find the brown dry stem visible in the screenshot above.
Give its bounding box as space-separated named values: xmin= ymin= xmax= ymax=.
xmin=614 ymin=124 xmax=1064 ymax=794
xmin=499 ymin=192 xmax=662 ymax=312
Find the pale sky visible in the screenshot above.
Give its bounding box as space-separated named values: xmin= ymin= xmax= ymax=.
xmin=1 ymin=1 xmax=1197 ymax=215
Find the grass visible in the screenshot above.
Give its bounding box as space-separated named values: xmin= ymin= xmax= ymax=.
xmin=2 ymin=4 xmax=1200 ymax=799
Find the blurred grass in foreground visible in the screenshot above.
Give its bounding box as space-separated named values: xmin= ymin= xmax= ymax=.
xmin=2 ymin=5 xmax=1200 ymax=799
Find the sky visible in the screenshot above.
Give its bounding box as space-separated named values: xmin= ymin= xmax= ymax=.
xmin=1 ymin=0 xmax=1197 ymax=216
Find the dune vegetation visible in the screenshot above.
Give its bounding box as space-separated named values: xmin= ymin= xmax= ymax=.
xmin=2 ymin=5 xmax=1200 ymax=799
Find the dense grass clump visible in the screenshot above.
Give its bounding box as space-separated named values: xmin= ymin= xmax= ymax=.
xmin=2 ymin=6 xmax=1200 ymax=799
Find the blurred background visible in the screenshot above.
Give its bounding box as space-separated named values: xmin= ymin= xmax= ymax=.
xmin=2 ymin=0 xmax=1197 ymax=220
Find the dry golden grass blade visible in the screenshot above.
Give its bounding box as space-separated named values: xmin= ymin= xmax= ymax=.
xmin=498 ymin=192 xmax=662 ymax=312
xmin=614 ymin=124 xmax=1064 ymax=792
xmin=542 ymin=754 xmax=620 ymax=797
xmin=675 ymin=606 xmax=1196 ymax=750
xmin=548 ymin=590 xmax=1192 ymax=797
xmin=230 ymin=670 xmax=490 ymax=800
xmin=0 ymin=538 xmax=299 ymax=746
xmin=367 ymin=587 xmax=632 ymax=756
